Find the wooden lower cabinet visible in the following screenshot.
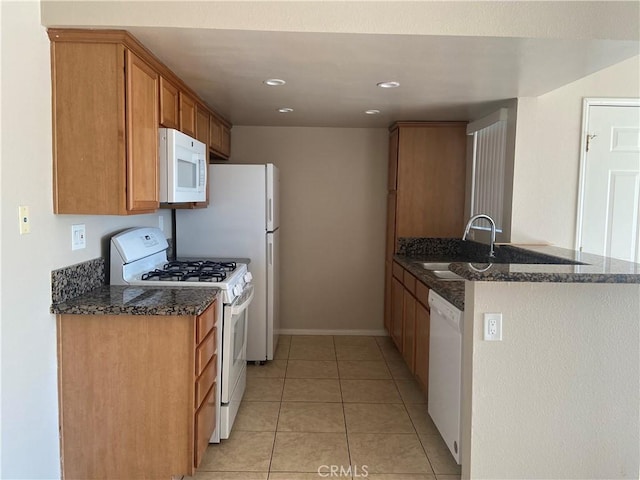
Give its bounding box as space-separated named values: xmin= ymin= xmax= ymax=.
xmin=402 ymin=288 xmax=416 ymax=371
xmin=390 ymin=276 xmax=404 ymax=351
xmin=390 ymin=261 xmax=431 ymax=396
xmin=414 ymin=300 xmax=430 ymax=394
xmin=57 ymin=299 xmax=219 ymax=479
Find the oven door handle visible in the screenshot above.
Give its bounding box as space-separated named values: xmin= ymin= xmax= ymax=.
xmin=230 ymin=284 xmax=255 ymax=315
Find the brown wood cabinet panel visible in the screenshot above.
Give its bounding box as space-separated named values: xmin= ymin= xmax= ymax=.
xmin=403 ymin=270 xmax=416 ymax=295
xmin=388 ymin=127 xmax=399 ymax=191
xmin=392 ymin=261 xmax=404 ymax=281
xmin=402 ymin=289 xmax=416 ymax=372
xmin=126 ymin=50 xmax=160 ymax=212
xmin=180 ymin=92 xmax=197 ymax=137
xmin=384 ymin=261 xmax=392 ymax=334
xmin=51 ymin=42 xmax=128 ymax=214
xmin=57 ymin=314 xmax=194 ymax=479
xmin=194 ymin=384 xmax=216 ymax=468
xmin=196 ymin=104 xmax=210 ymax=147
xmin=221 ymin=124 xmax=231 ymax=157
xmin=50 ymin=40 xmax=159 ymax=215
xmin=416 ymin=281 xmax=430 ymax=308
xmin=395 ymin=124 xmax=467 ymax=238
xmin=196 ymin=329 xmax=216 ymax=376
xmin=209 ymin=115 xmax=223 ymax=152
xmin=415 ymin=300 xmax=430 ymax=395
xmin=391 ymin=276 xmax=404 ymax=351
xmin=196 ymin=303 xmax=216 ymax=343
xmin=386 ymin=192 xmax=397 ymax=261
xmin=195 ymin=354 xmax=217 ymax=408
xmin=159 ymin=76 xmax=179 ymax=129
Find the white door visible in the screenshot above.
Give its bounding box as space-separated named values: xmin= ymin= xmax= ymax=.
xmin=578 ymin=101 xmax=640 ymax=262
xmin=266 ymin=229 xmax=280 ymax=360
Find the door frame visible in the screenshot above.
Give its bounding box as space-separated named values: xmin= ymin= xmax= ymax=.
xmin=574 ymin=97 xmax=640 ymax=253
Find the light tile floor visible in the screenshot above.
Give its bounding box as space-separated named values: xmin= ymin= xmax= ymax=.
xmin=186 ymin=335 xmax=461 ymax=480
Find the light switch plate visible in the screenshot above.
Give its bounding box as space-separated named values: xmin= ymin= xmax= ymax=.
xmin=71 ymin=224 xmax=86 ymax=250
xmin=18 ymin=206 xmax=31 ymax=234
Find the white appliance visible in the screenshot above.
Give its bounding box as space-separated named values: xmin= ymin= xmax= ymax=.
xmin=176 ymin=164 xmax=280 ymax=362
xmin=109 ymin=227 xmax=254 ymax=441
xmin=159 ymin=128 xmax=207 ymax=204
xmin=428 ymin=290 xmax=463 ymax=464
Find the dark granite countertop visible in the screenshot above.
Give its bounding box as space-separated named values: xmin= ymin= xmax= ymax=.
xmin=51 ymin=285 xmax=219 ymax=316
xmin=394 ymin=238 xmax=640 ymax=310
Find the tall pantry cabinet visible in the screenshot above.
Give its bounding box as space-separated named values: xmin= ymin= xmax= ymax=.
xmin=384 ymin=122 xmax=467 ymax=349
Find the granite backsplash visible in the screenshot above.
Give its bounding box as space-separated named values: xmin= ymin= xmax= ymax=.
xmin=51 ymin=258 xmax=105 ymax=304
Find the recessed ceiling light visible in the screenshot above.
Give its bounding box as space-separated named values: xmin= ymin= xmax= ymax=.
xmin=365 ymin=109 xmax=381 ymax=115
xmin=278 ymin=107 xmax=294 ymax=113
xmin=264 ymin=79 xmax=286 ymax=86
xmin=377 ymin=81 xmax=400 ymax=88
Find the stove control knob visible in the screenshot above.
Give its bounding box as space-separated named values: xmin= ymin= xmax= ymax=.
xmin=233 ymin=285 xmax=243 ymax=296
xmin=244 ymin=272 xmax=253 ymax=283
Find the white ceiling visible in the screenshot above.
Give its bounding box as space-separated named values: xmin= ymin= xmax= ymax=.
xmin=41 ymin=1 xmax=640 ymax=127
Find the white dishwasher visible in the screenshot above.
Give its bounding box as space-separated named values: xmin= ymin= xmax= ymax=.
xmin=428 ymin=290 xmax=463 ymax=464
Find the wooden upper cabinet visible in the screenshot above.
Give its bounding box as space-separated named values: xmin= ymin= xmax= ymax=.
xmin=180 ymin=92 xmax=197 ymax=137
xmin=195 ymin=104 xmax=210 ymax=148
xmin=159 ymin=76 xmax=180 ymax=129
xmin=395 ymin=123 xmax=467 ymax=239
xmin=50 ymin=35 xmax=159 ymax=215
xmin=209 ymin=114 xmax=231 ymax=160
xmin=126 ymin=51 xmax=160 ymax=212
xmin=388 ymin=127 xmax=399 ymax=191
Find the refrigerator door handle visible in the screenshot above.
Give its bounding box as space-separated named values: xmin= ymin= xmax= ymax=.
xmin=268 ymin=241 xmax=273 ymax=266
xmin=268 ymin=198 xmax=272 ymax=224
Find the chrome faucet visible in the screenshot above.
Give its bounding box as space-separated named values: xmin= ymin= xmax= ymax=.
xmin=463 ymin=214 xmax=496 ymax=258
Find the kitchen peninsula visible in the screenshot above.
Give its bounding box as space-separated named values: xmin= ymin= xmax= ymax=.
xmin=394 ymin=237 xmax=640 ymax=479
xmin=51 ymin=260 xmax=221 ymax=479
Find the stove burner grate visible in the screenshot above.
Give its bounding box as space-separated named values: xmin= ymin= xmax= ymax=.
xmin=142 ymin=260 xmax=234 ymax=283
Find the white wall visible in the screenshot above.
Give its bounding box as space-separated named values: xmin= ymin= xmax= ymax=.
xmin=0 ymin=4 xmax=172 ymax=478
xmin=230 ymin=126 xmax=388 ymax=333
xmin=510 ymin=55 xmax=640 ymax=248
xmin=462 ymin=281 xmax=640 ymax=479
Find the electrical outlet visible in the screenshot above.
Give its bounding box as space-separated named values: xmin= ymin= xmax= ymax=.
xmin=484 ymin=313 xmax=503 ymax=341
xmin=71 ymin=224 xmax=86 ymax=250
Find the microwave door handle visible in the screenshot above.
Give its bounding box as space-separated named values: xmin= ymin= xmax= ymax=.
xmin=230 ymin=284 xmax=255 ymax=315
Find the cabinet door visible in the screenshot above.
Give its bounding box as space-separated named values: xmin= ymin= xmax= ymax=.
xmin=159 ymin=76 xmax=179 ymax=129
xmin=180 ymin=92 xmax=196 ymax=137
xmin=384 ymin=261 xmax=392 ymax=334
xmin=221 ymin=124 xmax=231 ymax=158
xmin=209 ymin=115 xmax=223 ymax=152
xmin=126 ymin=50 xmax=159 ymax=212
xmin=396 ymin=125 xmax=467 ymax=237
xmin=194 ymin=384 xmax=216 ymax=468
xmin=414 ymin=299 xmax=430 ymax=395
xmin=196 ymin=104 xmax=210 ymax=148
xmin=391 ymin=276 xmax=404 ymax=351
xmin=402 ymin=289 xmax=416 ymax=372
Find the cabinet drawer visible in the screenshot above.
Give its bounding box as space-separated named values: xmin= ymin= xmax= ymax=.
xmin=403 ymin=270 xmax=416 ymax=295
xmin=196 ymin=329 xmax=216 ymax=376
xmin=416 ymin=281 xmax=430 ymax=308
xmin=195 ymin=354 xmax=217 ymax=408
xmin=392 ymin=262 xmax=404 ymax=281
xmin=196 ymin=302 xmax=216 ymax=344
xmin=194 ymin=384 xmax=216 ymax=468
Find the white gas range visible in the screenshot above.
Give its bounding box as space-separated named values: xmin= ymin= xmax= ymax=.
xmin=110 ymin=227 xmax=253 ymax=441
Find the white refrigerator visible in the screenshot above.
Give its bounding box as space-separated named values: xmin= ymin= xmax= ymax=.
xmin=176 ymin=164 xmax=280 ymax=362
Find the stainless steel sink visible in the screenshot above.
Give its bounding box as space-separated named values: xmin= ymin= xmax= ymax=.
xmin=432 ymin=270 xmax=464 ymax=281
xmin=418 ymin=262 xmax=452 ymax=271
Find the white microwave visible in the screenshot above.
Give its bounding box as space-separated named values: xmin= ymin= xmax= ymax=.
xmin=159 ymin=128 xmax=207 ymax=203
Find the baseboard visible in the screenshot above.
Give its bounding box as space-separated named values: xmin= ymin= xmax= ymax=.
xmin=278 ymin=328 xmax=388 ymax=337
